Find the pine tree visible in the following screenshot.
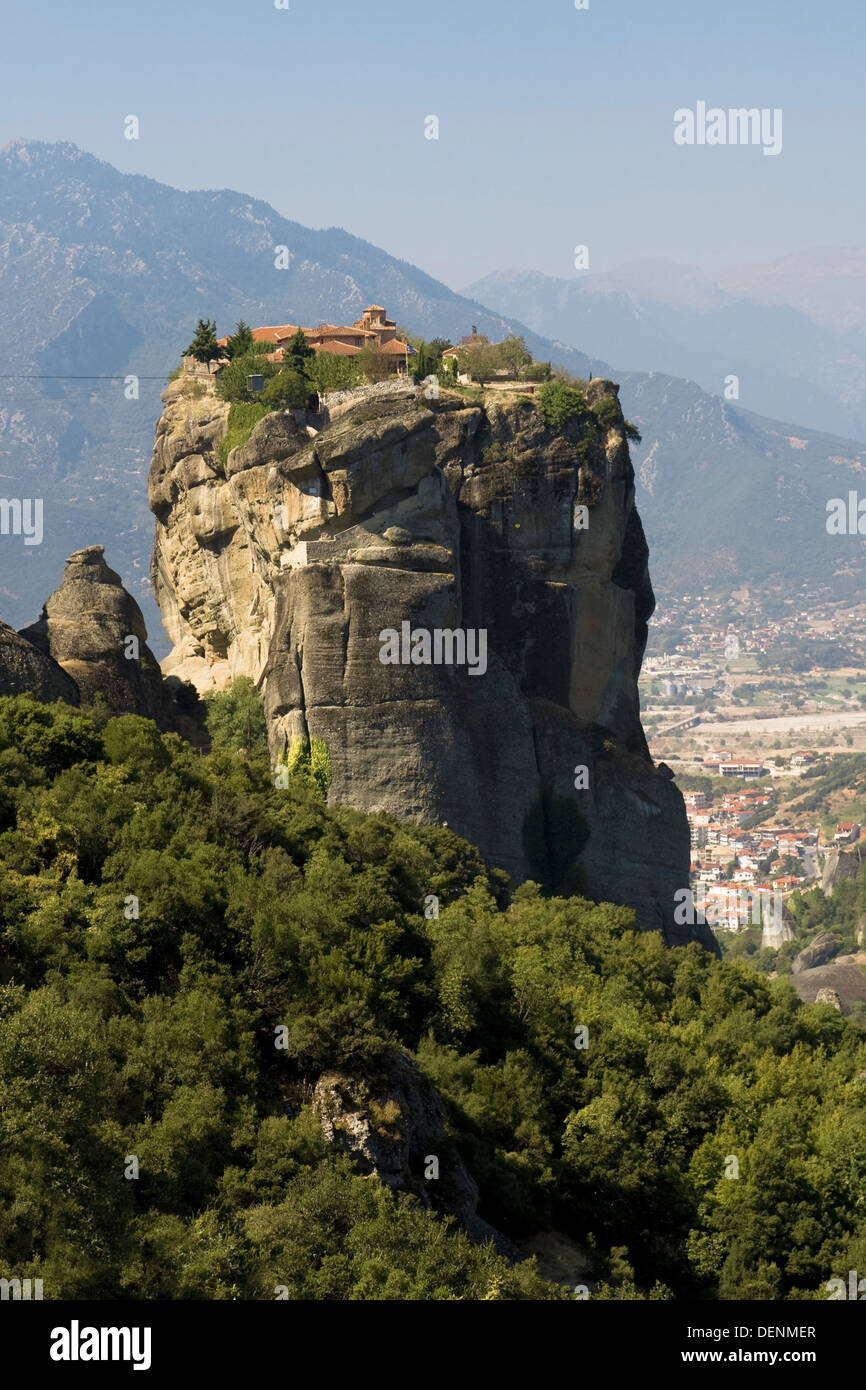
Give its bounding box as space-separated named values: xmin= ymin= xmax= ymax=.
xmin=285 ymin=327 xmax=314 ymax=374
xmin=185 ymin=318 xmax=219 ymax=363
xmin=226 ymin=320 xmax=255 ymax=359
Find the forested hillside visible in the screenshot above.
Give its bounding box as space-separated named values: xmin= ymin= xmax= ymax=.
xmin=1 ymin=694 xmax=865 ymax=1300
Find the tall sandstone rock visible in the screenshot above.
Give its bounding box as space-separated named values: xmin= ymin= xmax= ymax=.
xmin=150 ymin=373 xmax=714 ymax=948
xmin=19 ymin=545 xmax=177 ymax=723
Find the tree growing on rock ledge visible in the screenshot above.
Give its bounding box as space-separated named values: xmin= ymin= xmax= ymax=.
xmin=185 ymin=318 xmax=220 ymax=363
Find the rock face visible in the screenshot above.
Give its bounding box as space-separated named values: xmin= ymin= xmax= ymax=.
xmin=149 ymin=373 xmax=713 ymax=948
xmin=312 ymin=1047 xmax=508 ymax=1249
xmin=761 ymin=900 xmax=796 ymax=951
xmin=814 ymin=987 xmax=842 ymax=1012
xmin=792 ymin=931 xmax=840 ymax=974
xmin=0 ymin=620 xmax=80 ymax=704
xmin=791 ymin=955 xmax=866 ymax=1016
xmin=19 ymin=546 xmax=178 ymax=723
xmin=821 ymin=846 xmax=862 ymax=896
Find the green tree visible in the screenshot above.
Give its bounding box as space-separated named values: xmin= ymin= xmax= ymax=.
xmin=307 ymin=351 xmax=361 ymax=393
xmin=225 ymin=321 xmax=255 ymax=359
xmin=185 ymin=319 xmax=220 ymax=363
xmin=261 ymin=369 xmax=310 ymax=410
xmin=357 ymin=345 xmax=391 ymax=382
xmin=499 ymin=334 xmax=533 ymax=378
xmin=215 ymin=353 xmax=278 ymax=404
xmin=282 ymin=734 xmax=332 ymax=798
xmin=283 ymin=328 xmax=315 ymax=374
xmin=537 ymin=380 xmax=588 ymax=429
xmin=203 ymin=677 xmax=268 ymax=754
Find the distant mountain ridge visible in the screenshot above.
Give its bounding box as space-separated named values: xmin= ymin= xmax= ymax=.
xmin=465 ymin=261 xmax=866 ymax=441
xmin=1 ymin=139 xmax=865 ymax=646
xmin=0 ymin=139 xmax=593 ymax=639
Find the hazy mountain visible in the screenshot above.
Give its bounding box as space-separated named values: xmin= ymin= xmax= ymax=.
xmin=617 ymin=371 xmax=866 ymax=603
xmin=465 ymin=265 xmax=866 ymax=440
xmin=0 ymin=138 xmax=593 ymax=640
xmin=717 ymin=246 xmax=866 ymax=336
xmin=1 ymin=138 xmax=864 ymax=648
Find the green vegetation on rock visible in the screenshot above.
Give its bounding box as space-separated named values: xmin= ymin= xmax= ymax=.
xmin=283 ymin=733 xmax=332 ymax=799
xmin=537 ymin=380 xmax=588 ymax=429
xmin=218 ymin=402 xmax=270 ymax=465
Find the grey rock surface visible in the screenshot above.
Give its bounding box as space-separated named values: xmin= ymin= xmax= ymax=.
xmin=150 ymin=374 xmax=715 ymax=948
xmin=0 ymin=620 xmax=80 ymax=704
xmin=312 ymin=1046 xmax=511 ymax=1251
xmin=20 ymin=545 xmax=179 ymax=725
xmin=792 ymin=931 xmax=840 ymax=974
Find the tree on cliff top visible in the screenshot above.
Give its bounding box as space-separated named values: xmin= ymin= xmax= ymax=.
xmin=185 ymin=318 xmax=220 ymax=363
xmin=225 ymin=321 xmax=255 ymax=359
xmin=283 ymin=327 xmax=315 ymax=373
xmin=215 ymin=352 xmax=278 ymax=403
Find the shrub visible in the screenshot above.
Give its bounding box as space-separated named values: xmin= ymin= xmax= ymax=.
xmin=283 ymin=734 xmax=332 ymax=798
xmin=356 ymin=345 xmax=392 ymax=382
xmin=218 ymin=403 xmax=270 ymax=466
xmin=537 ymin=381 xmax=588 ymax=429
xmin=215 ymin=353 xmax=278 ymax=404
xmin=592 ymin=396 xmax=640 ymax=440
xmin=590 ymin=395 xmax=620 ymax=430
xmin=521 ymin=361 xmax=552 ymax=382
xmin=261 ymin=369 xmax=310 ymax=410
xmin=307 ymin=352 xmax=362 ymax=394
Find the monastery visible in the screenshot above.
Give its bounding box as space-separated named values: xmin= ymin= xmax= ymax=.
xmin=218 ymin=305 xmax=416 ymax=374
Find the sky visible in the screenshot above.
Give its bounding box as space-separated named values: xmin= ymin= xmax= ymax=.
xmin=1 ymin=0 xmax=864 ymax=288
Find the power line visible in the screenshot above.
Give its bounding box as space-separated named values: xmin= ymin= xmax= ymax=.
xmin=0 ymin=374 xmax=172 ymax=380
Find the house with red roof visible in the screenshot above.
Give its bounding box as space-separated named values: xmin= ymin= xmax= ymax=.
xmin=219 ymin=306 xmax=416 ymax=375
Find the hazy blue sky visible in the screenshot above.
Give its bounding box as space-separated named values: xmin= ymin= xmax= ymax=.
xmin=2 ymin=0 xmax=864 ymax=287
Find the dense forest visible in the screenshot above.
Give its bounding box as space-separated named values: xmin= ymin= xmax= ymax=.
xmin=1 ymin=692 xmax=865 ymax=1300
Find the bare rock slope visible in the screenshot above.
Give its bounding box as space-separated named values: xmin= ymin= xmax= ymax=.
xmin=0 ymin=619 xmax=79 ymax=704
xmin=150 ymin=374 xmax=712 ymax=947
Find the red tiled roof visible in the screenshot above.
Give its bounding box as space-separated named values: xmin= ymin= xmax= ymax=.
xmin=309 ymin=326 xmax=371 ymax=341
xmin=251 ymin=324 xmax=300 ymax=343
xmin=312 ymin=340 xmax=360 ymax=356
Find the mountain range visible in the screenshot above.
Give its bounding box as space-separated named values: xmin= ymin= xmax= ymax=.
xmin=465 ymin=259 xmax=866 ymax=442
xmin=1 ymin=138 xmax=865 ymax=647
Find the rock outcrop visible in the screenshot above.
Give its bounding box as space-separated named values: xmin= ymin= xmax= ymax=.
xmin=761 ymin=900 xmax=796 ymax=951
xmin=312 ymin=1046 xmax=510 ymax=1250
xmin=792 ymin=931 xmax=840 ymax=974
xmin=821 ymin=846 xmax=862 ymax=896
xmin=791 ymin=954 xmax=866 ymax=1016
xmin=813 ymin=987 xmax=843 ymax=1011
xmin=0 ymin=620 xmax=80 ymax=704
xmin=149 ymin=373 xmax=714 ymax=948
xmin=18 ymin=545 xmax=197 ymax=734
